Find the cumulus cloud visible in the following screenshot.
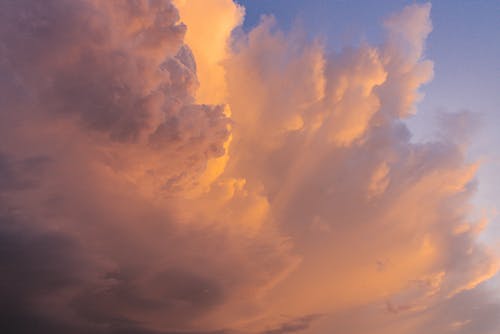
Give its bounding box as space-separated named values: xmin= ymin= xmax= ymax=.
xmin=0 ymin=1 xmax=498 ymax=333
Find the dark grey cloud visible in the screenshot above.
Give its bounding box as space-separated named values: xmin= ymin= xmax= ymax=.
xmin=0 ymin=209 xmax=229 ymax=333
xmin=74 ymin=268 xmax=225 ymax=328
xmin=0 ymin=212 xmax=90 ymax=334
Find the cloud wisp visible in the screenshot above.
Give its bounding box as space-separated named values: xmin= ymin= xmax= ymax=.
xmin=0 ymin=1 xmax=498 ymax=333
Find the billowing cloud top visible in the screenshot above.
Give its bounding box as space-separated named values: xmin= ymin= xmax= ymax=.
xmin=0 ymin=1 xmax=498 ymax=333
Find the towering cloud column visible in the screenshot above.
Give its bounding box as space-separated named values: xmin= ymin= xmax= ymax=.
xmin=0 ymin=1 xmax=498 ymax=333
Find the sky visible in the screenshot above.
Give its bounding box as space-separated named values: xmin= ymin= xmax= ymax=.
xmin=0 ymin=1 xmax=499 ymax=333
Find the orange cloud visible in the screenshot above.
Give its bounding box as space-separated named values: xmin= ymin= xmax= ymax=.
xmin=0 ymin=1 xmax=497 ymax=333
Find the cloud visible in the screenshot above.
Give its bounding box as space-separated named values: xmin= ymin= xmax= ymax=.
xmin=172 ymin=0 xmax=244 ymax=105
xmin=261 ymin=314 xmax=324 ymax=334
xmin=0 ymin=153 xmax=51 ymax=191
xmin=0 ymin=1 xmax=498 ymax=333
xmin=304 ymin=282 xmax=500 ymax=334
xmin=0 ymin=212 xmax=98 ymax=334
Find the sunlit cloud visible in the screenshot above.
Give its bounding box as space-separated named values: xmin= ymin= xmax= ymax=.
xmin=0 ymin=1 xmax=498 ymax=333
